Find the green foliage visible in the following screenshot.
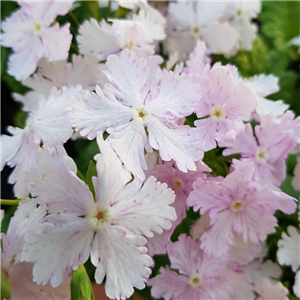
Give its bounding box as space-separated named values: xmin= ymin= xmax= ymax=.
xmin=85 ymin=160 xmax=97 ymax=199
xmin=71 ymin=265 xmax=95 ymax=300
xmin=1 ymin=271 xmax=12 ymax=300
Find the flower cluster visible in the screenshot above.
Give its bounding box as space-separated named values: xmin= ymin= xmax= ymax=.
xmin=1 ymin=1 xmax=299 ymax=300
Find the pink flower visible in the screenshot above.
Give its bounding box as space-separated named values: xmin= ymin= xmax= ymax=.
xmin=1 ymin=201 xmax=70 ymax=299
xmin=194 ymin=65 xmax=257 ymax=151
xmin=146 ymin=161 xmax=210 ymax=255
xmin=164 ymin=1 xmax=238 ymax=60
xmin=14 ymin=55 xmax=104 ymax=112
xmin=1 ymin=0 xmax=73 ymax=80
xmin=23 ymin=135 xmax=176 ymax=300
xmin=148 ymin=234 xmax=232 ymax=300
xmin=223 ymin=113 xmax=296 ymax=186
xmin=70 ymin=51 xmax=203 ymax=180
xmin=187 ymin=162 xmax=296 ymax=257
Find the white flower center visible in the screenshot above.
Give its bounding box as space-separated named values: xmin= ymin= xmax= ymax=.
xmin=33 ymin=22 xmax=42 ymax=34
xmin=191 ymin=26 xmax=201 ymax=37
xmin=188 ymin=275 xmax=203 ymax=287
xmin=231 ymin=200 xmax=246 ymax=212
xmin=172 ymin=178 xmax=184 ymax=190
xmin=255 ymin=148 xmax=268 ymax=163
xmin=134 ymin=106 xmax=149 ymax=121
xmin=236 ymin=9 xmax=243 ymax=17
xmin=88 ymin=206 xmax=111 ymax=229
xmin=210 ymin=106 xmax=226 ymax=121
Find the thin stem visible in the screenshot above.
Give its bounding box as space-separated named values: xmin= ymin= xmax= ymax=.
xmin=68 ymin=11 xmax=80 ymax=27
xmin=1 ymin=199 xmax=22 ymax=205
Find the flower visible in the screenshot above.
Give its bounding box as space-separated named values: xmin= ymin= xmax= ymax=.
xmin=1 ymin=86 xmax=79 ymax=197
xmin=23 ymin=134 xmax=176 ymax=300
xmin=146 ymin=161 xmax=210 ymax=255
xmin=14 ymin=55 xmax=103 ymax=112
xmin=194 ymin=65 xmax=257 ymax=151
xmin=148 ymin=234 xmax=232 ymax=300
xmin=164 ymin=1 xmax=238 ymax=60
xmin=1 ymin=201 xmax=70 ymax=299
xmin=223 ymin=113 xmax=296 ymax=186
xmin=187 ymin=162 xmax=296 ymax=257
xmin=70 ymin=51 xmax=203 ymax=180
xmin=1 ymin=0 xmax=73 ymax=80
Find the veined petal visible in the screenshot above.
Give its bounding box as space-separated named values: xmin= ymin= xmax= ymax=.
xmin=147 ymin=118 xmax=203 ymax=173
xmin=69 ymin=86 xmax=133 ymax=140
xmin=23 ymin=214 xmax=94 ymax=287
xmin=93 ymin=134 xmax=132 ymax=206
xmin=105 ymin=51 xmax=150 ymax=107
xmin=92 ymin=226 xmax=152 ymax=300
xmin=28 ymin=145 xmax=94 ymax=215
xmin=110 ymin=176 xmax=176 ymax=237
xmin=146 ymin=71 xmax=201 ymax=119
xmin=108 ymin=119 xmax=150 ymax=180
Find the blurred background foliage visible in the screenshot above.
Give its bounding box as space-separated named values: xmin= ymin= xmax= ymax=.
xmin=1 ymin=1 xmax=300 ymax=299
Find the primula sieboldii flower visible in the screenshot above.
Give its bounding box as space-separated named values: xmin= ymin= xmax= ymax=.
xmin=220 ymin=0 xmax=261 ymax=52
xmin=223 ymin=113 xmax=296 ymax=186
xmin=1 ymin=86 xmax=79 ymax=197
xmin=164 ymin=1 xmax=238 ymax=60
xmin=1 ymin=201 xmax=70 ymax=299
xmin=23 ymin=135 xmax=176 ymax=299
xmin=246 ymin=74 xmax=289 ymax=116
xmin=148 ymin=234 xmax=233 ymax=300
xmin=77 ymin=4 xmax=165 ymax=60
xmin=13 ymin=55 xmax=104 ymax=112
xmin=187 ymin=162 xmax=296 ymax=257
xmin=146 ymin=161 xmax=211 ymax=255
xmin=288 ymin=35 xmax=300 ymax=53
xmin=70 ymin=51 xmax=204 ymax=180
xmin=255 ymin=278 xmax=289 ymax=300
xmin=194 ymin=65 xmax=257 ymax=151
xmin=1 ymin=0 xmax=73 ymax=81
xmin=292 ymin=156 xmax=300 ymax=192
xmin=118 ymin=0 xmax=147 ymax=10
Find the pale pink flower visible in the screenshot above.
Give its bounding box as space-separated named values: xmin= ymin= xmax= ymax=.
xmin=164 ymin=1 xmax=238 ymax=60
xmin=1 ymin=201 xmax=70 ymax=299
xmin=70 ymin=51 xmax=203 ymax=180
xmin=14 ymin=55 xmax=104 ymax=112
xmin=255 ymin=278 xmax=289 ymax=300
xmin=194 ymin=65 xmax=257 ymax=151
xmin=148 ymin=234 xmax=233 ymax=300
xmin=1 ymin=86 xmax=79 ymax=197
xmin=23 ymin=135 xmax=176 ymax=300
xmin=146 ymin=161 xmax=210 ymax=255
xmin=220 ymin=0 xmax=261 ymax=52
xmin=288 ymin=35 xmax=300 ymax=53
xmin=223 ymin=113 xmax=296 ymax=186
xmin=1 ymin=0 xmax=73 ymax=80
xmin=77 ymin=4 xmax=165 ymax=60
xmin=187 ymin=162 xmax=296 ymax=257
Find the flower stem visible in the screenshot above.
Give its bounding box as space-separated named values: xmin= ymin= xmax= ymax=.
xmin=1 ymin=199 xmax=22 ymax=205
xmin=68 ymin=11 xmax=80 ymax=27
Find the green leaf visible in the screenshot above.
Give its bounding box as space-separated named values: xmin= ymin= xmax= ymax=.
xmin=1 ymin=271 xmax=12 ymax=300
xmin=86 ymin=1 xmax=100 ymax=21
xmin=71 ymin=265 xmax=95 ymax=300
xmin=86 ymin=160 xmax=97 ymax=199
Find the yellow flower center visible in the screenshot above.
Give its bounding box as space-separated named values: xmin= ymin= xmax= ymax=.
xmin=172 ymin=178 xmax=184 ymax=190
xmin=189 ymin=275 xmax=203 ymax=287
xmin=255 ymin=148 xmax=268 ymax=163
xmin=124 ymin=41 xmax=135 ymax=50
xmin=210 ymin=106 xmax=226 ymax=121
xmin=231 ymin=200 xmax=246 ymax=212
xmin=88 ymin=206 xmax=110 ymax=229
xmin=33 ymin=22 xmax=42 ymax=34
xmin=191 ymin=26 xmax=201 ymax=37
xmin=135 ymin=107 xmax=148 ymax=121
